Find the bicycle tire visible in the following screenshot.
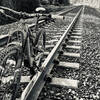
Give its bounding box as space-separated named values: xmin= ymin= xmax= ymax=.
xmin=0 ymin=45 xmax=22 ymax=100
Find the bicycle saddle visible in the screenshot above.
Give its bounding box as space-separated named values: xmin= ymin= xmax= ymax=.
xmin=35 ymin=7 xmax=46 ymax=13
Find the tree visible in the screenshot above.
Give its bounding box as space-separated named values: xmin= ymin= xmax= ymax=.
xmin=52 ymin=0 xmax=70 ymax=5
xmin=40 ymin=0 xmax=49 ymax=5
xmin=63 ymin=0 xmax=70 ymax=5
xmin=58 ymin=0 xmax=70 ymax=5
xmin=49 ymin=0 xmax=53 ymax=4
xmin=0 ymin=0 xmax=40 ymax=12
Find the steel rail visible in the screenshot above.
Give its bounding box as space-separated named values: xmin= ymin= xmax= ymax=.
xmin=57 ymin=6 xmax=81 ymax=15
xmin=21 ymin=6 xmax=83 ymax=100
xmin=51 ymin=6 xmax=79 ymax=15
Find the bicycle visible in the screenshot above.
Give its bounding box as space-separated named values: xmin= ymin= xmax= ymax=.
xmin=0 ymin=7 xmax=54 ymax=100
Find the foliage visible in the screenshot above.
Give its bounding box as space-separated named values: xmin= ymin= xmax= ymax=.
xmin=0 ymin=0 xmax=40 ymax=12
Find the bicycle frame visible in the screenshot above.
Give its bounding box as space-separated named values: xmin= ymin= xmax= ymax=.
xmin=15 ymin=15 xmax=46 ymax=70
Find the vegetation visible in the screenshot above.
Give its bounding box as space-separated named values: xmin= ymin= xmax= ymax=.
xmin=0 ymin=0 xmax=40 ymax=12
xmin=40 ymin=0 xmax=70 ymax=5
xmin=0 ymin=0 xmax=70 ymax=12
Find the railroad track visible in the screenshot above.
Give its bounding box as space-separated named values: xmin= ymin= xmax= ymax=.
xmin=0 ymin=5 xmax=84 ymax=100
xmin=51 ymin=5 xmax=81 ymax=15
xmin=19 ymin=6 xmax=84 ymax=100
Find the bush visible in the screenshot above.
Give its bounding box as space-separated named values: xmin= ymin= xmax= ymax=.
xmin=1 ymin=0 xmax=40 ymax=12
xmin=40 ymin=0 xmax=49 ymax=5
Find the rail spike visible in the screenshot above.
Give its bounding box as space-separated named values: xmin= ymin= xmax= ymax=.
xmin=53 ymin=59 xmax=60 ymax=65
xmin=62 ymin=43 xmax=66 ymax=47
xmin=44 ymin=74 xmax=52 ymax=83
xmin=58 ymin=50 xmax=64 ymax=55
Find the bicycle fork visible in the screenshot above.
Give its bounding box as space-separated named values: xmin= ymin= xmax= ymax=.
xmin=26 ymin=36 xmax=33 ymax=67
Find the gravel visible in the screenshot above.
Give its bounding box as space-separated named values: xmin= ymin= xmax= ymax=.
xmin=59 ymin=56 xmax=80 ymax=63
xmin=78 ymin=11 xmax=100 ymax=99
xmin=84 ymin=6 xmax=100 ymax=18
xmin=38 ymin=85 xmax=79 ymax=100
xmin=51 ymin=66 xmax=79 ymax=80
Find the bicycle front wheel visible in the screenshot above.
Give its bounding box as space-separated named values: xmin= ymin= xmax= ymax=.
xmin=0 ymin=45 xmax=22 ymax=100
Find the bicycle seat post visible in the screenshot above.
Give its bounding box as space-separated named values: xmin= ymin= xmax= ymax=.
xmin=35 ymin=13 xmax=40 ymax=32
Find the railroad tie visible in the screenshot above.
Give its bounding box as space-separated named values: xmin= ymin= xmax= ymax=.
xmin=56 ymin=33 xmax=63 ymax=35
xmin=73 ymin=28 xmax=82 ymax=30
xmin=72 ymin=32 xmax=82 ymax=35
xmin=75 ymin=27 xmax=82 ymax=28
xmin=60 ymin=30 xmax=65 ymax=32
xmin=70 ymin=35 xmax=82 ymax=39
xmin=21 ymin=76 xmax=30 ymax=83
xmin=63 ymin=52 xmax=80 ymax=57
xmin=50 ymin=78 xmax=79 ymax=88
xmin=46 ymin=44 xmax=81 ymax=50
xmin=46 ymin=30 xmax=58 ymax=33
xmin=57 ymin=61 xmax=79 ymax=69
xmin=66 ymin=45 xmax=81 ymax=49
xmin=16 ymin=98 xmax=21 ymax=100
xmin=2 ymin=76 xmax=30 ymax=83
xmin=53 ymin=35 xmax=61 ymax=38
xmin=46 ymin=33 xmax=62 ymax=35
xmin=74 ymin=28 xmax=82 ymax=30
xmin=44 ymin=51 xmax=49 ymax=56
xmin=76 ymin=28 xmax=82 ymax=30
xmin=46 ymin=39 xmax=58 ymax=43
xmin=68 ymin=40 xmax=81 ymax=43
xmin=46 ymin=45 xmax=54 ymax=49
xmin=44 ymin=52 xmax=80 ymax=58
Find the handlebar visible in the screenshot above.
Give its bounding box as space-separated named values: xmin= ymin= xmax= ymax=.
xmin=0 ymin=6 xmax=65 ymax=23
xmin=0 ymin=8 xmax=52 ymax=19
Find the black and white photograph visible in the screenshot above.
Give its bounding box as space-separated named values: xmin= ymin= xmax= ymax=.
xmin=0 ymin=0 xmax=100 ymax=100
